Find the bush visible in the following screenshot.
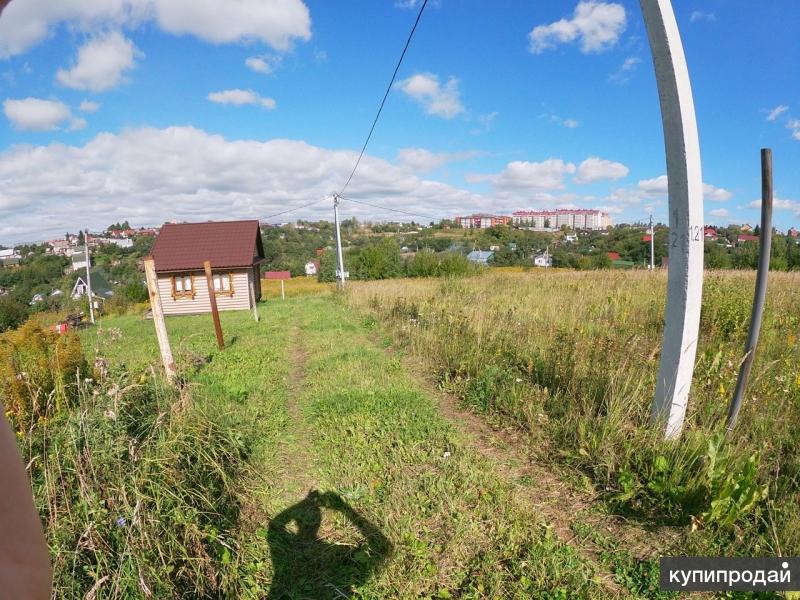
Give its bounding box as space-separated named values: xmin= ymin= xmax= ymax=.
xmin=0 ymin=321 xmax=87 ymax=431
xmin=0 ymin=296 xmax=28 ymax=332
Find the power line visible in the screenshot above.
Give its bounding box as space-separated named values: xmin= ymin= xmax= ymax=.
xmin=338 ymin=0 xmax=429 ymax=196
xmin=259 ymin=197 xmax=328 ymax=222
xmin=339 ymin=196 xmax=445 ymax=223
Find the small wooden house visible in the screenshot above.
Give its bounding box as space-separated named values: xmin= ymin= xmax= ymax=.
xmin=150 ymin=220 xmax=264 ymax=316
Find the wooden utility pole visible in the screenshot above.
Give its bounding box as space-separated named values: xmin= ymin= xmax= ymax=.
xmin=280 ymin=279 xmax=285 ymax=300
xmin=203 ymin=261 xmax=225 ymax=350
xmin=143 ymin=258 xmax=176 ymax=382
xmin=248 ymin=278 xmax=259 ymax=322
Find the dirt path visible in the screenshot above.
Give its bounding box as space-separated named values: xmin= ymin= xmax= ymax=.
xmin=398 ymin=351 xmax=683 ymax=596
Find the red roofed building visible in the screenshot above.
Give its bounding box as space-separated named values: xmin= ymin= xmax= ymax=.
xmin=150 ymin=220 xmax=264 ymax=316
xmin=704 ymin=227 xmax=718 ymax=241
xmin=607 ymin=251 xmax=621 ymax=261
xmin=737 ymin=234 xmax=759 ymax=245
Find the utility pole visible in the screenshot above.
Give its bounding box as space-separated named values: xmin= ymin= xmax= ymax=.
xmin=84 ymin=229 xmax=95 ymax=324
xmin=143 ymin=258 xmax=176 ymax=382
xmin=333 ymin=194 xmax=346 ymax=289
xmin=649 ymin=214 xmax=655 ymax=270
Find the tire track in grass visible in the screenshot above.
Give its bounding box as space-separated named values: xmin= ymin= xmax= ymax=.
xmin=286 ymin=296 xmax=613 ymax=598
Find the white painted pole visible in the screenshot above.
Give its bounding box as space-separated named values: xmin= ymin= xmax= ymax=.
xmin=84 ymin=230 xmax=95 ymax=324
xmin=334 ymin=194 xmax=346 ymax=289
xmin=248 ymin=277 xmax=259 ymax=322
xmin=280 ymin=279 xmax=285 ymax=300
xmin=649 ymin=214 xmax=655 ymax=270
xmin=641 ymin=0 xmax=705 ymax=439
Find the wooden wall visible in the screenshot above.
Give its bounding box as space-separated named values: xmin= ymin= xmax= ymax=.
xmin=157 ymin=269 xmax=252 ymax=316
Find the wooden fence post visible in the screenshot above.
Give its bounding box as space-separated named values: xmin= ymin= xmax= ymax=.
xmin=143 ymin=258 xmax=176 ymax=382
xmin=280 ymin=279 xmax=285 ymax=300
xmin=249 ymin=278 xmax=260 ymax=322
xmin=203 ymin=260 xmax=225 ymax=350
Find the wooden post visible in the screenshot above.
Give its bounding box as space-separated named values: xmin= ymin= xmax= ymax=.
xmin=143 ymin=258 xmax=176 ymax=382
xmin=203 ymin=261 xmax=225 ymax=350
xmin=280 ymin=279 xmax=285 ymax=300
xmin=249 ymin=278 xmax=259 ymax=322
xmin=641 ymin=0 xmax=705 ymax=439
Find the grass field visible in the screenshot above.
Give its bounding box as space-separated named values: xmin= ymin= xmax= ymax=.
xmin=12 ymin=268 xmax=800 ymax=598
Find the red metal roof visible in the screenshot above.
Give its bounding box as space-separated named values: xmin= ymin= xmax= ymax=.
xmin=263 ymin=271 xmax=291 ymax=280
xmin=151 ymin=220 xmax=264 ymax=272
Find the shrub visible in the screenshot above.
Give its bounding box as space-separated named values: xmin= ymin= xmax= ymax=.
xmin=0 ymin=321 xmax=87 ymax=431
xmin=0 ymin=296 xmax=28 ymax=332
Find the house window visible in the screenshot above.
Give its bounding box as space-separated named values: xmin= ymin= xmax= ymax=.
xmin=172 ymin=274 xmax=195 ymax=299
xmin=213 ymin=273 xmax=234 ymax=296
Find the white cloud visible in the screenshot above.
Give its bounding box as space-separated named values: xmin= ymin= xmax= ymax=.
xmin=396 ymin=148 xmax=478 ymax=172
xmin=397 ymin=73 xmax=465 ymax=119
xmin=562 ymin=118 xmax=580 ymax=128
xmin=709 ymin=208 xmax=729 ymax=218
xmin=766 ymin=105 xmax=788 ymax=121
xmin=79 ymin=100 xmax=101 ymax=113
xmin=0 ymin=126 xmax=504 ymax=241
xmin=574 ymin=157 xmax=629 ymax=184
xmin=749 ymin=196 xmax=800 ymax=214
xmin=3 ymin=97 xmax=72 ymax=130
xmin=608 ymin=55 xmax=641 ymax=84
xmin=636 ymin=175 xmax=732 ymax=201
xmin=245 ymin=55 xmax=282 ymax=74
xmin=0 ymin=0 xmax=312 ymax=58
xmin=469 ymin=159 xmax=577 ymax=191
xmin=689 ymin=11 xmax=716 ymax=23
xmin=57 ymin=31 xmax=140 ymax=92
xmin=207 ymin=89 xmax=276 ymax=109
xmin=470 ymin=111 xmax=498 ymax=135
xmin=529 ymin=1 xmax=626 ymax=54
xmin=788 ymin=119 xmax=800 ymax=141
xmin=68 ymin=116 xmax=88 ymax=131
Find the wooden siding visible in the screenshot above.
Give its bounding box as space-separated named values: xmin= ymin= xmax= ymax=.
xmin=158 ymin=269 xmax=252 ymax=316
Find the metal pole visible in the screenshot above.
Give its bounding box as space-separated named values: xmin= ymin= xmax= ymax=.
xmin=726 ymin=149 xmax=773 ymax=433
xmin=649 ymin=214 xmax=655 ymax=270
xmin=334 ymin=194 xmax=346 ymax=289
xmin=203 ymin=260 xmax=225 ymax=350
xmin=84 ymin=229 xmax=95 ymax=324
xmin=641 ymin=0 xmax=705 ymax=439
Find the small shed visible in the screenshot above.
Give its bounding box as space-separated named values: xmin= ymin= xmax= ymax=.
xmin=150 ymin=220 xmax=264 ymax=316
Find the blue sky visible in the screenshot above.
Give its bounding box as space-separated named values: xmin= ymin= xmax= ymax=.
xmin=0 ymin=0 xmax=798 ymax=243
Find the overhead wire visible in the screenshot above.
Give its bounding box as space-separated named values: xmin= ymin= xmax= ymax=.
xmin=338 ymin=196 xmax=446 ymax=223
xmin=338 ymin=0 xmax=429 ymax=196
xmin=259 ymin=197 xmax=329 ymax=222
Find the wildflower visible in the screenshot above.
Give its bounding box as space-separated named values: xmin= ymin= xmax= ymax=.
xmin=443 ymin=451 xmax=451 ymax=459
xmin=115 ymin=517 xmax=127 ymax=527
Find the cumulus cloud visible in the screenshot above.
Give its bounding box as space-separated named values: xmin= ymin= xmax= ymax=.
xmin=207 ymin=89 xmax=276 ymax=109
xmin=709 ymin=208 xmax=729 ymax=218
xmin=0 ymin=126 xmax=498 ymax=242
xmin=689 ymin=11 xmax=716 ymax=23
xmin=574 ymin=157 xmax=628 ymax=183
xmin=397 ymin=73 xmax=464 ymax=119
xmin=635 ymin=175 xmax=732 ymax=201
xmin=749 ymin=196 xmax=800 ymax=214
xmin=788 ymin=119 xmax=800 ymax=141
xmin=529 ymin=1 xmax=626 ymax=54
xmin=3 ymin=97 xmax=78 ymax=131
xmin=396 ymin=148 xmax=479 ymax=172
xmin=608 ymin=55 xmax=641 ymax=84
xmin=468 ymin=159 xmax=577 ymax=191
xmin=766 ymin=105 xmax=788 ymax=121
xmin=57 ymin=31 xmax=140 ymax=92
xmin=79 ymin=100 xmax=101 ymax=113
xmin=245 ymin=55 xmax=282 ymax=74
xmin=0 ymin=0 xmax=312 ymax=58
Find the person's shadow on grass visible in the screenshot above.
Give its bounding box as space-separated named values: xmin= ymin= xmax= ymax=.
xmin=267 ymin=490 xmax=392 ymax=599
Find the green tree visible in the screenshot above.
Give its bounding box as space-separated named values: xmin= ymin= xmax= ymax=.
xmin=0 ymin=297 xmax=28 ymax=332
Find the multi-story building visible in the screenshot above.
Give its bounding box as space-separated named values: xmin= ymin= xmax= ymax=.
xmin=511 ymin=209 xmax=611 ymax=231
xmin=455 ymin=214 xmax=511 ymax=229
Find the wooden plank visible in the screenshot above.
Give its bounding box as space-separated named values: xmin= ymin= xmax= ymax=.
xmin=143 ymin=258 xmax=177 ymax=382
xmin=203 ymin=260 xmax=225 ymax=350
xmin=249 ymin=276 xmax=259 ymax=322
